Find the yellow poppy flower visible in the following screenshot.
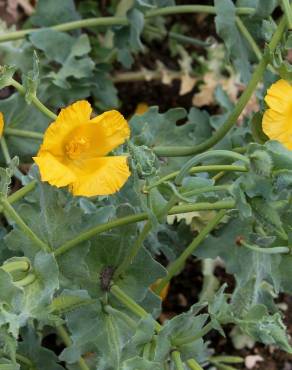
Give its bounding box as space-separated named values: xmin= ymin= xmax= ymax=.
xmin=262 ymin=79 xmax=292 ymax=150
xmin=33 ymin=100 xmax=131 ymax=197
xmin=0 ymin=112 xmax=4 ymax=138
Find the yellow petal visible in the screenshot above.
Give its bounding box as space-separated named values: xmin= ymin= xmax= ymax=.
xmin=263 ymin=79 xmax=292 ymax=150
xmin=70 ymin=156 xmax=131 ymax=197
xmin=0 ymin=112 xmax=4 ymax=138
xmin=89 ymin=110 xmax=130 ymax=156
xmin=33 ymin=152 xmax=76 ymax=187
xmin=39 ymin=100 xmax=92 ymax=157
xmin=264 ymin=79 xmax=292 ymax=113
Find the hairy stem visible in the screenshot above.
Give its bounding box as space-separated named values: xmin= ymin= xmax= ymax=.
xmin=147 ymin=165 xmax=247 ymax=190
xmin=1 ymin=260 xmax=30 ymax=273
xmin=0 ymin=6 xmax=255 ymax=43
xmin=154 ymin=210 xmax=226 ymax=295
xmin=240 ymin=240 xmax=290 ymax=254
xmin=5 ymin=127 xmax=44 ymax=140
xmin=186 ymin=358 xmax=204 ymax=370
xmin=0 ymin=198 xmax=51 ymax=252
xmin=235 ymin=16 xmax=262 ymax=61
xmin=54 ymin=200 xmax=235 ymax=257
xmin=110 ymin=285 xmax=161 ymax=331
xmin=7 ymin=181 xmax=37 ymax=204
xmin=10 ymin=79 xmax=57 ymax=120
xmin=114 ymin=194 xmax=177 ymax=278
xmin=171 ymin=351 xmax=184 ymax=370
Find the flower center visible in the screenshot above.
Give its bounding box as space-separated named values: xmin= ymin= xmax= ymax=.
xmin=65 ymin=136 xmax=90 ymax=160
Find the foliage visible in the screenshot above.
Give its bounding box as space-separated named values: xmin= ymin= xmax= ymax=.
xmin=0 ymin=0 xmax=291 ymax=369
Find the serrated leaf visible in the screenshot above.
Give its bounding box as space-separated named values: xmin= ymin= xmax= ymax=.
xmin=239 ymin=305 xmax=292 ymax=353
xmin=0 ymin=65 xmax=16 ymax=90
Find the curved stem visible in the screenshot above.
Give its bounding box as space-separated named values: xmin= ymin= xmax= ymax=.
xmin=145 ymin=5 xmax=255 ymax=17
xmin=0 ymin=198 xmax=51 ymax=252
xmin=0 ymin=6 xmax=255 ymax=43
xmin=16 ymin=353 xmax=35 ymax=368
xmin=110 ymin=285 xmax=161 ymax=331
xmin=1 ymin=260 xmax=30 ymax=273
xmin=186 ymin=358 xmax=204 ymax=370
xmin=14 ymin=273 xmax=36 ymax=287
xmin=171 ymin=351 xmax=184 ymax=370
xmin=54 ymin=200 xmax=235 ymax=257
xmin=153 ymin=17 xmax=286 ymax=157
xmin=114 ymin=194 xmax=177 ymax=278
xmin=154 ymin=210 xmax=226 ymax=295
xmin=10 ymin=79 xmax=57 ymax=120
xmin=173 ymin=185 xmax=230 ymax=203
xmin=56 ymin=325 xmax=90 ymax=370
xmin=175 ymin=150 xmax=249 ymax=185
xmin=147 ymin=165 xmax=247 ymax=190
xmin=5 ymin=127 xmax=44 ymax=140
xmin=240 ymin=240 xmax=290 ymax=254
xmin=235 ymin=16 xmax=262 ymax=61
xmin=7 ymin=181 xmax=37 ymax=205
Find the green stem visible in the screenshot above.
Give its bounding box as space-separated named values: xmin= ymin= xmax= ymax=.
xmin=110 ymin=285 xmax=161 ymax=331
xmin=173 ymin=322 xmax=213 ymax=346
xmin=240 ymin=240 xmax=290 ymax=254
xmin=14 ymin=273 xmax=36 ymax=287
xmin=56 ymin=325 xmax=90 ymax=370
xmin=147 ymin=165 xmax=247 ymax=190
xmin=154 ymin=210 xmax=226 ymax=295
xmin=186 ymin=358 xmax=204 ymax=370
xmin=0 ymin=198 xmax=51 ymax=252
xmin=235 ymin=16 xmax=262 ymax=61
xmin=104 ymin=305 xmax=137 ymax=330
xmin=282 ymin=0 xmax=292 ymax=29
xmin=145 ymin=5 xmax=255 ymax=17
xmin=1 ymin=260 xmax=30 ymax=273
xmin=0 ymin=137 xmax=11 ymax=164
xmin=210 ymin=356 xmax=243 ymax=364
xmin=16 ymin=353 xmax=35 ymax=368
xmin=54 ymin=200 xmax=235 ymax=257
xmin=114 ymin=221 xmax=152 ymax=278
xmin=0 ymin=136 xmax=24 ymax=180
xmin=10 ymin=79 xmax=57 ymax=120
xmin=0 ymin=6 xmax=255 ymax=43
xmin=144 ymin=24 xmax=210 ymax=47
xmin=114 ymin=194 xmax=177 ymax=278
xmin=143 ymin=342 xmax=152 ymax=360
xmin=171 ymin=351 xmax=184 ymax=370
xmin=153 ymin=17 xmax=286 ymax=157
xmin=175 ymin=150 xmax=249 ymax=185
xmin=7 ymin=180 xmax=37 ymax=205
xmin=5 ymin=127 xmax=44 ymax=140
xmin=174 ymin=185 xmax=230 ymax=203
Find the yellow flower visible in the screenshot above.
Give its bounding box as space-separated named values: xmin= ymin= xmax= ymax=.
xmin=262 ymin=79 xmax=292 ymax=150
xmin=34 ymin=101 xmax=131 ymax=197
xmin=0 ymin=112 xmax=4 ymax=138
